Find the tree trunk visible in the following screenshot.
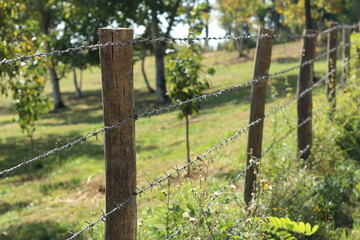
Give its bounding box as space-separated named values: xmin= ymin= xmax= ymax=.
xmin=79 ymin=69 xmax=83 ymax=90
xmin=149 ymin=0 xmax=181 ymax=103
xmin=151 ymin=15 xmax=169 ymax=103
xmin=204 ymin=0 xmax=210 ymax=51
xmin=28 ymin=134 xmax=34 ymax=178
xmin=305 ymin=0 xmax=313 ymax=29
xmin=205 ymin=24 xmax=209 ymax=51
xmin=271 ymin=0 xmax=282 ymax=30
xmin=236 ymin=38 xmax=246 ymax=58
xmin=48 ymin=65 xmax=65 ymax=109
xmin=185 ymin=114 xmax=191 ymax=177
xmin=235 ymin=24 xmax=246 ymax=58
xmin=154 ymin=43 xmax=169 ymax=103
xmin=40 ymin=5 xmax=65 ymax=109
xmin=72 ymin=67 xmax=83 ymax=98
xmin=141 ymin=54 xmax=155 ymax=93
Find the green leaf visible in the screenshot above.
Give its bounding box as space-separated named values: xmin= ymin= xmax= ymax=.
xmin=298 ymin=222 xmax=305 ymax=233
xmin=207 ymin=67 xmax=216 ymax=75
xmin=305 ymin=223 xmax=311 ymax=233
xmin=311 ymin=225 xmax=319 ymax=234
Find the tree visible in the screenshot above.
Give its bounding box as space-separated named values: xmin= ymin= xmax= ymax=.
xmin=59 ymin=0 xmax=121 ymax=98
xmin=0 ymin=0 xmax=51 ymax=163
xmin=305 ymin=0 xmax=313 ymax=29
xmin=11 ymin=75 xmax=51 ymax=159
xmin=166 ymin=6 xmax=215 ymax=176
xmin=216 ymin=0 xmax=258 ymax=57
xmin=167 ymin=43 xmax=213 ymax=176
xmin=275 ymin=0 xmax=359 ymax=32
xmin=19 ymin=0 xmax=68 ymax=109
xmin=203 ymin=0 xmax=211 ymax=51
xmin=148 ymin=0 xmax=183 ymax=103
xmin=134 ymin=45 xmax=155 ymax=93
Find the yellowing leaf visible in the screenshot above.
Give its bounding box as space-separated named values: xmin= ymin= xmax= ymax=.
xmin=37 ymin=77 xmax=44 ymax=84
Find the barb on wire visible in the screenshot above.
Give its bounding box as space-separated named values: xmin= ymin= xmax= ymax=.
xmin=297 ymin=144 xmax=311 ymax=160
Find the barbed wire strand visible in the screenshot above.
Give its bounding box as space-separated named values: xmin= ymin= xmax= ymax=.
xmin=65 ymin=65 xmax=339 ymax=240
xmin=1 ymin=23 xmax=358 ymax=66
xmin=0 ymin=41 xmax=350 ymax=177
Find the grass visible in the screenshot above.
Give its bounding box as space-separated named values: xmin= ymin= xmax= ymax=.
xmin=0 ymin=39 xmax=359 ymax=239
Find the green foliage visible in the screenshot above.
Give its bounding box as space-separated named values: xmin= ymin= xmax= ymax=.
xmin=10 ymin=71 xmax=51 ymax=139
xmin=263 ymin=217 xmax=319 ymax=239
xmin=0 ymin=0 xmax=45 ymax=94
xmin=166 ymin=3 xmax=215 ymax=119
xmin=166 ymin=44 xmax=213 ymax=119
xmin=335 ymin=33 xmax=360 ymax=160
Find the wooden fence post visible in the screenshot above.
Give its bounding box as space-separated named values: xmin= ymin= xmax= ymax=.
xmin=297 ymin=29 xmax=318 ymax=162
xmin=327 ymin=22 xmax=339 ymax=117
xmin=99 ymin=28 xmax=136 ymax=240
xmin=342 ymin=27 xmax=351 ymax=86
xmin=244 ymin=27 xmax=273 ymax=206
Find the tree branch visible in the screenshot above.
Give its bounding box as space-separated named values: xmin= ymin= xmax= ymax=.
xmin=165 ymin=0 xmax=182 ymax=38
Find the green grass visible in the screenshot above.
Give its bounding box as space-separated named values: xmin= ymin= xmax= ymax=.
xmin=0 ymin=40 xmax=359 ymax=239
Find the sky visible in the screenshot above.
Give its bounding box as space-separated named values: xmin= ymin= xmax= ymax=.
xmin=134 ymin=0 xmax=226 ymax=48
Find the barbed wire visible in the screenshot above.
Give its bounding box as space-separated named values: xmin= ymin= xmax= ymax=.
xmin=65 ymin=63 xmax=340 ymax=239
xmin=166 ymin=117 xmax=311 ymax=239
xmin=0 ymin=41 xmax=351 ymax=178
xmin=1 ymin=24 xmax=358 ymax=66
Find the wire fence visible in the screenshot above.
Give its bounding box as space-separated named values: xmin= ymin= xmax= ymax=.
xmin=0 ymin=22 xmax=359 ymax=240
xmin=0 ymin=40 xmax=351 ymax=178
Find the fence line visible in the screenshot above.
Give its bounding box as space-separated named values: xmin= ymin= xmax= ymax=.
xmin=0 ymin=40 xmax=350 ymax=178
xmin=65 ymin=61 xmax=345 ymax=239
xmin=1 ymin=23 xmax=358 ymax=66
xmin=0 ymin=22 xmax=359 ymax=240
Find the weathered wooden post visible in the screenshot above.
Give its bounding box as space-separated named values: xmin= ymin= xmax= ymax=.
xmin=327 ymin=22 xmax=339 ymax=117
xmin=244 ymin=27 xmax=273 ymax=206
xmin=99 ymin=28 xmax=136 ymax=240
xmin=297 ymin=29 xmax=318 ymax=162
xmin=342 ymin=27 xmax=351 ymax=86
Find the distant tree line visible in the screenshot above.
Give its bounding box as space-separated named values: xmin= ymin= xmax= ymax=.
xmin=1 ymin=0 xmax=358 ymax=109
